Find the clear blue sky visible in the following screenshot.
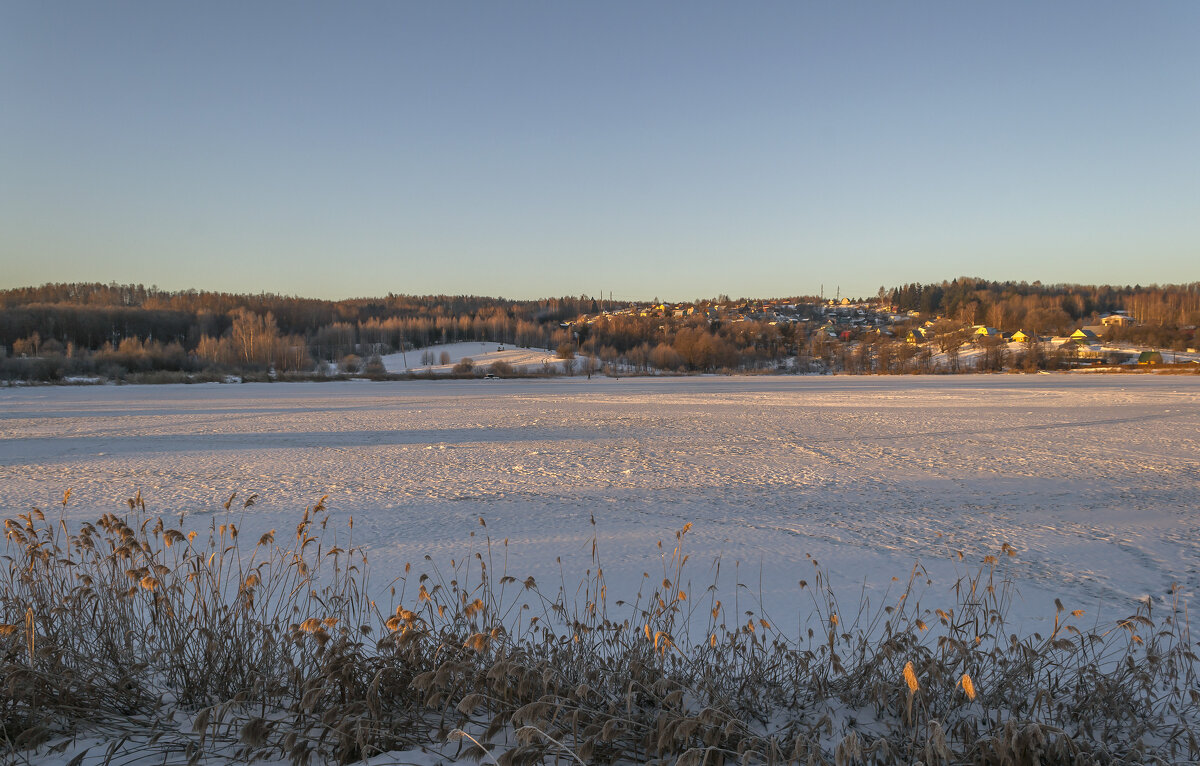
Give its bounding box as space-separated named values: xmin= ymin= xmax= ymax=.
xmin=2 ymin=2 xmax=1197 ymax=301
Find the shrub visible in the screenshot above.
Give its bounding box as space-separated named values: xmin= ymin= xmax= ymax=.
xmin=487 ymin=360 xmax=515 ymax=377
xmin=452 ymin=357 xmax=475 ymax=376
xmin=364 ymin=354 xmax=386 ymax=377
xmin=340 ymin=354 xmax=362 ymax=374
xmin=2 ymin=500 xmax=1196 ymax=764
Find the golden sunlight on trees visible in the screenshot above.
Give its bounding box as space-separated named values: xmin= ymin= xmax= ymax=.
xmin=194 ymin=308 xmax=310 ymax=372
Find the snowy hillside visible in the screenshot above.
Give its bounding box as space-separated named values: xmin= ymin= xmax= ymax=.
xmin=380 ymin=341 xmax=594 ymax=375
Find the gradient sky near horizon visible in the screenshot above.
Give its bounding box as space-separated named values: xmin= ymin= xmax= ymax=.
xmin=2 ymin=2 xmax=1198 ymax=301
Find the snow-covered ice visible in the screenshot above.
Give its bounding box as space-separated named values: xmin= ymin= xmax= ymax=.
xmin=2 ymin=374 xmax=1198 ymax=637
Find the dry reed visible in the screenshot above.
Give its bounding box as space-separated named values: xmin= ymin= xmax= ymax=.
xmin=2 ymin=495 xmax=1196 ymax=765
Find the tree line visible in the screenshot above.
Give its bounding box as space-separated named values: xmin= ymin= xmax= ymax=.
xmin=888 ymin=278 xmax=1200 ymax=332
xmin=1 ymin=279 xmax=1197 ymax=381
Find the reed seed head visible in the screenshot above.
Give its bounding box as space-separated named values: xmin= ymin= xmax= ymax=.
xmin=903 ymin=661 xmax=919 ymax=693
xmin=960 ymin=673 xmax=976 ymax=701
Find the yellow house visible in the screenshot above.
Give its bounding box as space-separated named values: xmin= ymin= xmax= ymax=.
xmin=1011 ymin=330 xmax=1036 ymax=343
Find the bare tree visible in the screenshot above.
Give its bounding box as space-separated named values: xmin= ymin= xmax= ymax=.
xmin=229 ymin=309 xmax=280 ymax=366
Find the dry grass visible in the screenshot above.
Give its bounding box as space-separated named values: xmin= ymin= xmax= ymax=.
xmin=2 ymin=495 xmax=1197 ymax=765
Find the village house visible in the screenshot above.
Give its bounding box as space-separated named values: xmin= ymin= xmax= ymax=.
xmin=906 ymin=327 xmax=929 ymax=344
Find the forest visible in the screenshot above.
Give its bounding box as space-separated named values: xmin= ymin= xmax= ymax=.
xmin=1 ymin=279 xmax=1197 ymax=381
xmin=887 ymin=278 xmax=1200 ymax=330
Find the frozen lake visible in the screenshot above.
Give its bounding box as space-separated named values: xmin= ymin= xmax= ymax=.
xmin=2 ymin=375 xmax=1198 ymax=635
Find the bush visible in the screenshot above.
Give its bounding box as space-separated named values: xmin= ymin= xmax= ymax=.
xmin=487 ymin=360 xmax=515 ymax=377
xmin=340 ymin=354 xmax=361 ymax=374
xmin=364 ymin=354 xmax=386 ymax=377
xmin=3 ymin=501 xmax=1196 ymax=764
xmin=124 ymin=370 xmax=195 ymax=384
xmin=452 ymin=357 xmax=475 ymax=376
xmin=0 ymin=355 xmax=66 ymax=382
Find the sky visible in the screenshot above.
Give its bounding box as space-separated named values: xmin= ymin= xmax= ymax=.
xmin=2 ymin=2 xmax=1198 ymax=302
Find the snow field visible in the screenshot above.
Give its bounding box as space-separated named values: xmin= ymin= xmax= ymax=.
xmin=4 ymin=374 xmax=1200 ymax=764
xmin=2 ymin=375 xmax=1197 ymax=637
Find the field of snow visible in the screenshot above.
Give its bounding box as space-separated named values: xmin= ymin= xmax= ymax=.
xmin=2 ymin=375 xmax=1199 ymax=639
